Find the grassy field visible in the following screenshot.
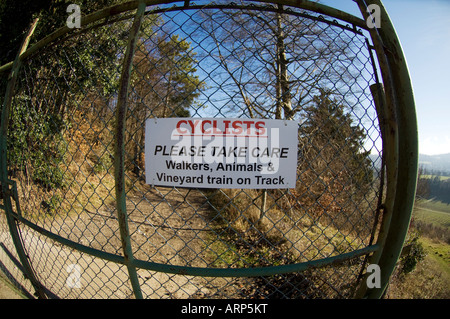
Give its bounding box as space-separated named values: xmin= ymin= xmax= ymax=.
xmin=413 ymin=199 xmax=450 ymax=228
xmin=385 ymin=198 xmax=450 ymax=298
xmin=386 ymin=239 xmax=450 ymax=298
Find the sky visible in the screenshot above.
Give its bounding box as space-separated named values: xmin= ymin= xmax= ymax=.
xmin=322 ymin=0 xmax=450 ymax=156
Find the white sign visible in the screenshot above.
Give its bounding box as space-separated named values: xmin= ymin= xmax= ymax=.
xmin=145 ymin=118 xmax=298 ymax=189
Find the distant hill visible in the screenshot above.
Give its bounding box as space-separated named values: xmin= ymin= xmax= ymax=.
xmin=369 ymin=153 xmax=450 ymax=175
xmin=419 ymin=153 xmax=450 ymax=174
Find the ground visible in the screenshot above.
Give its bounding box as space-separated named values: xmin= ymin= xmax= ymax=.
xmin=0 ymin=272 xmax=24 ymax=299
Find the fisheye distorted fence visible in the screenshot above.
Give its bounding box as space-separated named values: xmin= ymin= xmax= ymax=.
xmin=0 ymin=0 xmax=417 ymax=299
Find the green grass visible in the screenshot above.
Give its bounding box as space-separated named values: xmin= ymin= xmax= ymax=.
xmin=386 ymin=199 xmax=450 ymax=298
xmin=413 ymin=199 xmax=450 ymax=229
xmin=416 ymin=199 xmax=450 ymax=213
xmin=420 ymin=237 xmax=450 ymax=275
xmin=387 ymin=239 xmax=450 ymax=298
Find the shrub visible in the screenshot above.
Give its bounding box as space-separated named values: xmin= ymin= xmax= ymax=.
xmin=399 ymin=233 xmax=426 ymax=275
xmin=8 ymin=95 xmax=67 ymax=190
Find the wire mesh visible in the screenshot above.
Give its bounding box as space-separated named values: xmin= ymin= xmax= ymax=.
xmin=1 ymin=1 xmax=385 ymax=299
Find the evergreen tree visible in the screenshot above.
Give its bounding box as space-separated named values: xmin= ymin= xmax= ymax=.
xmin=300 ymin=89 xmax=372 ymax=189
xmin=296 ymin=89 xmax=373 ymax=226
xmin=300 ymin=89 xmax=372 ymax=187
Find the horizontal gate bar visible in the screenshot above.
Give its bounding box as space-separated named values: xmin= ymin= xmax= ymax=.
xmin=13 ymin=211 xmax=378 ymax=278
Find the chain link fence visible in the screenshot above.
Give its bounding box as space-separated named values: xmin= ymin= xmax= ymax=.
xmin=0 ymin=0 xmax=417 ymax=299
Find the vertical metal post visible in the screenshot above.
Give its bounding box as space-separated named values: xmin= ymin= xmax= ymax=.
xmin=0 ymin=19 xmax=47 ymax=299
xmin=114 ymin=1 xmax=146 ymax=299
xmin=359 ymin=0 xmax=418 ymax=298
xmin=354 ymin=0 xmax=398 ymax=299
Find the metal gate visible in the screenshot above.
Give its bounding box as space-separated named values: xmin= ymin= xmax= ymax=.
xmin=0 ymin=0 xmax=417 ymax=299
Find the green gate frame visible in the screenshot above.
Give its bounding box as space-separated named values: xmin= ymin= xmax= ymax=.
xmin=0 ymin=0 xmax=417 ymax=299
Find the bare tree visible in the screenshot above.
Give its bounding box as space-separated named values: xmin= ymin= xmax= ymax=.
xmin=196 ymin=4 xmax=358 ymax=120
xmin=191 ymin=4 xmax=373 ymax=227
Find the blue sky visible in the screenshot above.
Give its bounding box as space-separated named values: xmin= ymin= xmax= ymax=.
xmin=161 ymin=1 xmax=450 ymax=155
xmin=322 ymin=0 xmax=450 ymax=155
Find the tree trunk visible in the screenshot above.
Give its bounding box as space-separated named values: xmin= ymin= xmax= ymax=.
xmin=276 ymin=7 xmax=293 ymax=120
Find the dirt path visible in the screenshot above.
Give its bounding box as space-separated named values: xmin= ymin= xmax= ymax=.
xmin=1 ymin=185 xmax=241 ymax=298
xmin=0 ymin=272 xmax=25 ymax=299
